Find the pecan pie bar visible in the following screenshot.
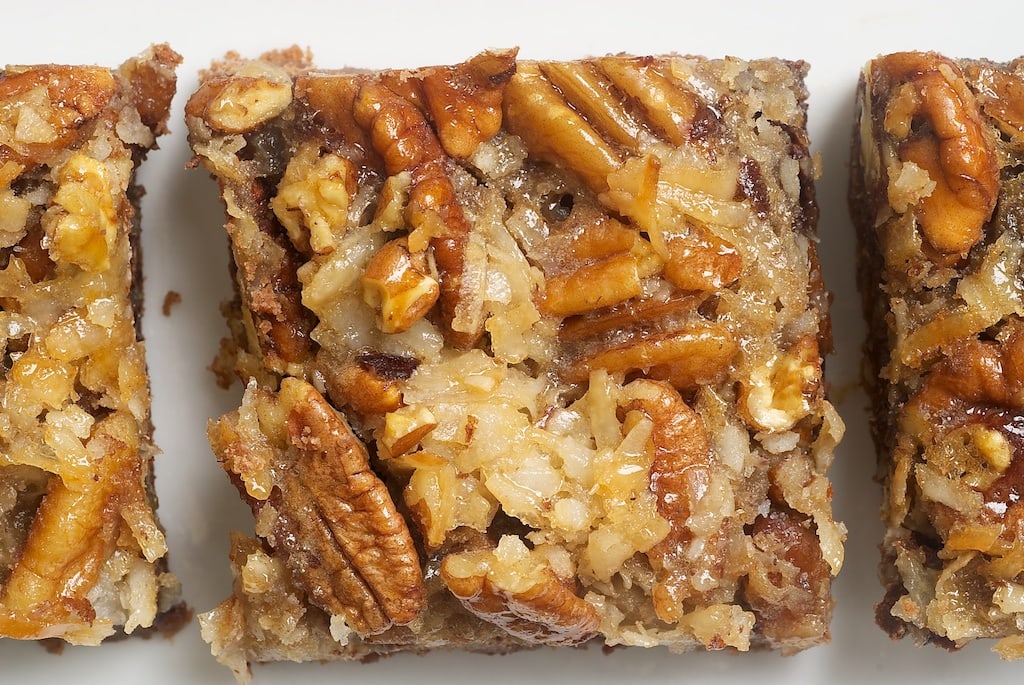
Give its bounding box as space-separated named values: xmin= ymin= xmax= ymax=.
xmin=187 ymin=48 xmax=845 ymax=679
xmin=0 ymin=46 xmax=185 ymax=643
xmin=851 ymin=51 xmax=1024 ymax=659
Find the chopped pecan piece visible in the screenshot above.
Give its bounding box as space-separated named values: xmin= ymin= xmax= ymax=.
xmin=744 ymin=508 xmax=830 ymax=646
xmin=271 ymin=142 xmax=357 ymax=255
xmin=320 ymin=349 xmax=418 ymax=418
xmin=228 ymin=184 xmax=318 ymax=374
xmin=661 ymin=223 xmax=743 ymax=291
xmin=185 ymin=61 xmax=293 ymax=134
xmin=739 ymin=335 xmax=822 ymax=433
xmin=361 ymin=237 xmax=440 ymax=334
xmin=539 ymin=213 xmax=662 ymax=317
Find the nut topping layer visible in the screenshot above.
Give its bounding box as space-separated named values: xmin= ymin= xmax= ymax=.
xmin=188 ymin=48 xmax=843 ymax=677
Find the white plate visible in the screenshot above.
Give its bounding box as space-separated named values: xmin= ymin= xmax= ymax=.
xmin=2 ymin=1 xmax=1022 ymax=682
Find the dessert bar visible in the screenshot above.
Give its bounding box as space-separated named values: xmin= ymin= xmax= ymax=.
xmin=187 ymin=48 xmax=845 ymax=678
xmin=851 ymin=51 xmax=1024 ymax=658
xmin=0 ymin=45 xmax=184 ymax=644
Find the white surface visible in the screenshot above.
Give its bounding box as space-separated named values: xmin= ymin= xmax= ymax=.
xmin=2 ymin=0 xmax=1022 ymax=682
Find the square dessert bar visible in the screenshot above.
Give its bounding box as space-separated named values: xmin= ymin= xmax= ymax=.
xmin=0 ymin=46 xmax=184 ymax=643
xmin=187 ymin=48 xmax=845 ymax=678
xmin=851 ymin=51 xmax=1024 ymax=658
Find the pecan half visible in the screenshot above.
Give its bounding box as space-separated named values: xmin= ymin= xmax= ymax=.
xmin=539 ymin=61 xmax=649 ymax=153
xmin=557 ymin=293 xmax=703 ymax=343
xmin=419 ymin=49 xmax=517 ymax=160
xmin=592 ymin=56 xmax=702 ymax=147
xmin=0 ymin=414 xmax=147 ymax=639
xmin=565 ymin=319 xmax=738 ymax=391
xmin=542 ymin=253 xmax=643 ymax=317
xmin=872 ymin=52 xmax=999 ymax=259
xmin=209 ymin=378 xmax=425 ymax=635
xmin=440 ymin=536 xmax=600 ymax=646
xmin=296 ymin=73 xmax=377 ymax=167
xmin=504 ymin=61 xmax=622 ymax=193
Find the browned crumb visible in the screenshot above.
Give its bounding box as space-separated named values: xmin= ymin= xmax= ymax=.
xmin=209 ymin=337 xmax=239 ymax=390
xmin=162 ymin=290 xmax=182 ymax=316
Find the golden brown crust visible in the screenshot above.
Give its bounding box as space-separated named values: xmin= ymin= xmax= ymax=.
xmin=188 ymin=48 xmax=844 ymax=678
xmin=0 ymin=45 xmax=183 ymax=644
xmin=851 ymin=50 xmax=1024 ymax=660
